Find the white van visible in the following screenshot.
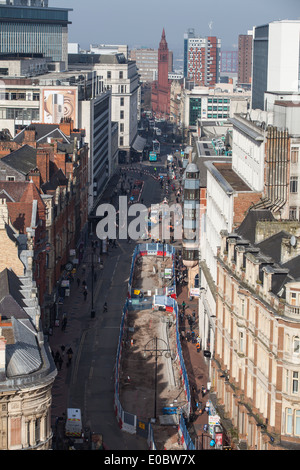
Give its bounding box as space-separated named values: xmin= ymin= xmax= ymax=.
xmin=65 ymin=408 xmax=82 ymax=437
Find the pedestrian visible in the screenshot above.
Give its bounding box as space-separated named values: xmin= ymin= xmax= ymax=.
xmin=196 ymin=342 xmax=201 ymax=353
xmin=62 ymin=316 xmax=67 ymax=331
xmin=83 ymin=290 xmax=87 ymax=301
xmin=61 ymin=345 xmax=65 ymax=357
xmin=58 ymin=355 xmax=63 ymax=370
xmin=67 ymin=347 xmax=73 ymax=366
xmin=54 ymin=351 xmax=61 ymax=369
xmin=77 ymin=278 xmax=80 ymax=287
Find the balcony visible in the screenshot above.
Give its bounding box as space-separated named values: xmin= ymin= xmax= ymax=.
xmin=284 ymin=303 xmax=300 ymax=320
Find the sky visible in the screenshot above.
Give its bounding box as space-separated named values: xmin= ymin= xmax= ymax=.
xmin=52 ymin=0 xmax=299 ymax=58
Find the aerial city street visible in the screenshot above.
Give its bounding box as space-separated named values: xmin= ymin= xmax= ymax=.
xmin=0 ymin=0 xmax=299 ymax=454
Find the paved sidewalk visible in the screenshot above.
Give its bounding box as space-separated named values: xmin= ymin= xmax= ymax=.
xmin=176 ymin=282 xmax=210 ymax=448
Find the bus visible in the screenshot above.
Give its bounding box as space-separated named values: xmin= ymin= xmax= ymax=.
xmin=153 ymin=140 xmax=160 ymax=155
xmin=149 ymin=151 xmax=157 ymax=162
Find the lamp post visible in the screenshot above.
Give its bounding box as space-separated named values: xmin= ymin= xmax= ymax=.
xmin=143 ymin=336 xmax=172 ymax=419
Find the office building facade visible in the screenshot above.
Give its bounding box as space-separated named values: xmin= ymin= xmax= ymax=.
xmin=251 ymin=20 xmax=300 ymax=111
xmin=183 ymin=28 xmax=195 ymax=78
xmin=0 ymin=1 xmax=71 ymax=69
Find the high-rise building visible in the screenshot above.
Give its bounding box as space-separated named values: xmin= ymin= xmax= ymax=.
xmin=151 ymin=29 xmax=171 ymax=118
xmin=0 ymin=0 xmax=72 ymax=69
xmin=186 ymin=34 xmax=221 ymax=86
xmin=183 ymin=28 xmax=195 ymax=78
xmin=251 ymin=20 xmax=300 ymax=110
xmin=238 ymin=33 xmax=252 ymax=85
xmin=220 ymin=51 xmax=238 ymax=74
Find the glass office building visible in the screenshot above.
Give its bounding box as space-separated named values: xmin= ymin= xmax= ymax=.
xmin=0 ymin=3 xmax=71 ymax=66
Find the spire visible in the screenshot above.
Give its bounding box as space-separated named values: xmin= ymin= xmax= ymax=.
xmin=159 ymin=28 xmax=168 ymax=50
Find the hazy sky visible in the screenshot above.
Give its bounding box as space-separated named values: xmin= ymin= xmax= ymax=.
xmin=52 ymin=0 xmax=299 ymax=56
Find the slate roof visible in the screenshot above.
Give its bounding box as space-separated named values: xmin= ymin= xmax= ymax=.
xmin=257 ymin=231 xmax=290 ymax=264
xmin=230 ymin=210 xmax=300 ymax=297
xmin=282 ymin=255 xmax=300 ymax=281
xmin=6 ymin=317 xmax=41 ymax=377
xmin=14 ymin=124 xmax=62 ymax=144
xmin=236 ymin=209 xmax=275 ymax=244
xmin=0 ymin=269 xmax=43 ymax=377
xmin=41 ymin=168 xmax=68 ymax=192
xmin=0 ymin=145 xmax=37 ymax=176
xmin=0 ymin=269 xmax=27 ymax=320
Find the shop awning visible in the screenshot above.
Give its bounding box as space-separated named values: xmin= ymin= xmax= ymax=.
xmin=132 ymin=135 xmax=147 ymax=152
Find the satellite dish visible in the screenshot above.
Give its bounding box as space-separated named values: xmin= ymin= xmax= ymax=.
xmin=290 ymin=235 xmax=297 ymax=247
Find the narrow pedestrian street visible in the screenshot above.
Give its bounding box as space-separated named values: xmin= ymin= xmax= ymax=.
xmin=49 ymin=149 xmax=211 ymax=450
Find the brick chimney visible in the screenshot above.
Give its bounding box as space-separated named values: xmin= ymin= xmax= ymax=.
xmin=28 ymin=169 xmax=41 ymax=190
xmin=54 ymin=153 xmax=66 ymax=174
xmin=36 ymin=149 xmax=50 ymax=184
xmin=23 ymin=130 xmax=36 ymax=144
xmin=59 ymin=118 xmax=74 ymax=137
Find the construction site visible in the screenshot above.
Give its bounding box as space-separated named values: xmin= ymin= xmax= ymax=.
xmin=115 ymin=244 xmax=192 ymax=450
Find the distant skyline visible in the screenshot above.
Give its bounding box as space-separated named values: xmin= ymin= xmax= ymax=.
xmin=52 ymin=0 xmax=299 ymax=56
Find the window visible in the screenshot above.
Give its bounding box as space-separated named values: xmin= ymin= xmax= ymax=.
xmin=239 ymin=331 xmax=244 ymax=353
xmin=120 ymin=123 xmax=124 ymax=132
xmin=290 ymin=176 xmax=298 ymax=193
xmin=291 ymin=147 xmax=299 ymax=164
xmin=120 ymin=97 xmax=124 ymax=106
xmin=120 ymin=137 xmax=124 ymax=146
xmin=240 ymin=298 xmax=245 ymax=316
xmin=296 ymin=410 xmax=300 ymax=436
xmin=107 ymin=71 xmax=111 ymax=79
xmin=120 ymin=110 xmax=124 ymax=120
xmin=119 ymin=71 xmax=123 ymax=79
xmin=6 ymin=176 xmax=15 ymax=181
xmin=286 ymin=408 xmax=293 ymax=434
xmin=293 ymin=372 xmax=299 ymax=394
xmin=293 ymin=336 xmax=300 ymax=354
xmin=289 ymin=207 xmax=297 ymax=220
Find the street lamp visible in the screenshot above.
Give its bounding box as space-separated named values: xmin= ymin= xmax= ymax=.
xmin=143 ymin=336 xmax=172 ymax=420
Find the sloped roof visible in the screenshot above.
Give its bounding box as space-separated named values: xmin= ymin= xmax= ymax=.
xmin=14 ymin=124 xmax=59 ymax=144
xmin=257 ymin=231 xmax=290 ymax=264
xmin=0 ymin=269 xmax=43 ymax=377
xmin=282 ymin=254 xmax=300 ymax=281
xmin=0 ymin=181 xmax=30 ymax=202
xmin=6 ymin=317 xmax=41 ymax=377
xmin=41 ymin=168 xmax=68 ymax=192
xmin=0 ymin=269 xmax=27 ymax=319
xmin=1 ymin=145 xmax=37 ymax=176
xmin=236 ymin=209 xmax=275 ymax=244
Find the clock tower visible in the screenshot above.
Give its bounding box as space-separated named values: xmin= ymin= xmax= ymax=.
xmin=151 ymin=28 xmax=171 ymax=119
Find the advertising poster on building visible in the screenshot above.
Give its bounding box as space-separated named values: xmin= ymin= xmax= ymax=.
xmin=41 ymin=88 xmax=77 ymax=126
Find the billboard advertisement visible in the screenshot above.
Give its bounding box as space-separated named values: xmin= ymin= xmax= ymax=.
xmin=41 ymin=88 xmax=77 ymax=126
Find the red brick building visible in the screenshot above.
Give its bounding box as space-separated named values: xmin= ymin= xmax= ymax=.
xmin=0 ymin=120 xmax=89 ymax=329
xmin=151 ymin=29 xmax=171 ymax=119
